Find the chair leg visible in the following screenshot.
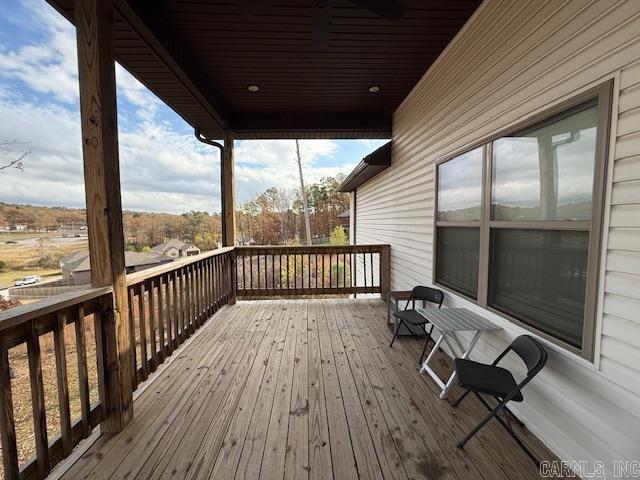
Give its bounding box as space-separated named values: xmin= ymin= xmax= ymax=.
xmin=468 ymin=392 xmax=540 ymax=467
xmin=457 ymin=407 xmax=498 ymax=449
xmin=452 ymin=388 xmax=470 ymax=407
xmin=501 ymin=403 xmax=526 ymax=429
xmin=492 ymin=409 xmax=540 ymax=467
xmin=389 ymin=320 xmax=404 ymax=347
xmin=418 ymin=324 xmax=435 ymax=364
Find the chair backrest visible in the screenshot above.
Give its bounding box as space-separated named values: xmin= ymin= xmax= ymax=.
xmin=509 ymin=335 xmax=548 ymax=375
xmin=410 ymin=286 xmax=444 ymax=308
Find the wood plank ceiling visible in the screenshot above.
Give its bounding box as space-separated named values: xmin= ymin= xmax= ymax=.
xmin=47 ymin=0 xmax=481 ymax=139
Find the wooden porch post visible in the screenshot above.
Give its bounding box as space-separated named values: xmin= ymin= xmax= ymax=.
xmin=222 ymin=132 xmax=236 ymax=247
xmin=75 ymin=0 xmax=133 ymax=432
xmin=379 ymin=245 xmax=391 ymax=301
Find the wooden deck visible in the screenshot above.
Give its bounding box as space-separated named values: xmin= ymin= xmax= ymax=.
xmin=59 ymin=299 xmax=556 ymax=479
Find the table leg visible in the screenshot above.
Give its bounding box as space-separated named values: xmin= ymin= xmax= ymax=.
xmin=420 ymin=332 xmax=444 ymax=373
xmin=420 ymin=332 xmax=448 ymax=391
xmin=439 ymin=330 xmax=483 ymax=399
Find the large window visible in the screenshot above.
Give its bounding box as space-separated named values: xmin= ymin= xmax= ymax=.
xmin=434 ymin=83 xmax=611 ymax=357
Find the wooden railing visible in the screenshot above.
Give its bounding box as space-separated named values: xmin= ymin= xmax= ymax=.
xmin=125 ymin=248 xmax=235 ymax=388
xmin=235 ymin=245 xmax=390 ymax=298
xmin=0 ymin=248 xmax=235 ymax=479
xmin=0 ymin=287 xmax=112 ymax=479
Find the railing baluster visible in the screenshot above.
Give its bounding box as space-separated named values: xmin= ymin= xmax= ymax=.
xmin=54 ymin=311 xmax=72 ymax=455
xmin=249 ymin=254 xmax=254 ymax=295
xmin=343 ymin=253 xmax=346 ymax=288
xmin=206 ymin=258 xmax=212 ymax=316
xmin=370 ymin=252 xmax=374 ymax=288
xmin=181 ymin=267 xmax=187 ymax=337
xmin=149 ymin=280 xmax=158 ymax=370
xmin=258 ymin=254 xmax=261 ymax=292
xmin=188 ymin=265 xmax=195 ymax=333
xmin=205 ymin=258 xmax=211 ymax=315
xmin=127 ymin=287 xmax=138 ymax=388
xmin=184 ymin=266 xmax=190 ymax=333
xmin=329 ymin=253 xmax=332 ymax=289
xmin=0 ymin=340 xmax=19 ymax=479
xmin=138 ymin=283 xmax=148 ymax=381
xmin=158 ymin=275 xmax=166 ymax=360
xmin=173 ymin=270 xmax=180 ymax=346
xmin=28 ymin=322 xmax=50 ymax=477
xmin=363 ymin=252 xmax=367 ymax=288
xmin=197 ymin=262 xmax=202 ymax=322
xmin=216 ymin=256 xmax=222 ymax=308
xmin=75 ymin=306 xmax=91 ymax=438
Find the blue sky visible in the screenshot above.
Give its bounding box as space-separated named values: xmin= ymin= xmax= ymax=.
xmin=0 ymin=0 xmax=387 ymax=214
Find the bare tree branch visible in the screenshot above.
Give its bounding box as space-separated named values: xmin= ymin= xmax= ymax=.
xmin=0 ymin=140 xmax=31 ymax=172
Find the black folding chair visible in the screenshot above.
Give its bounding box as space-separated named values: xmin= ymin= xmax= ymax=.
xmin=389 ymin=286 xmax=444 ymax=364
xmin=452 ymin=334 xmax=547 ymax=466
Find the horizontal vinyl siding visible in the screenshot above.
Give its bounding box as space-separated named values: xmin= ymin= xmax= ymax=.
xmin=355 ymin=0 xmax=640 ymax=473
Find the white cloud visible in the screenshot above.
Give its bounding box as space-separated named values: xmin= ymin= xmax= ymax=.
xmin=0 ymin=0 xmax=78 ymax=103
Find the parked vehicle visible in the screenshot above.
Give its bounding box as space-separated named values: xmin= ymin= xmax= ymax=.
xmin=13 ymin=275 xmax=41 ymax=286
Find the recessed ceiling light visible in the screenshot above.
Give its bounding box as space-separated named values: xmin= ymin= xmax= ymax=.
xmin=368 ymin=85 xmax=380 ymax=93
xmin=247 ymin=85 xmax=259 ymax=92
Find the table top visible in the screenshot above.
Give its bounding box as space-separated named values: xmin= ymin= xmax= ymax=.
xmin=415 ymin=307 xmax=501 ymax=332
xmin=390 ymin=290 xmax=412 ymax=301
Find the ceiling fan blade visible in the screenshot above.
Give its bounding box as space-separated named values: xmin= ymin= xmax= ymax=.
xmin=312 ymin=0 xmax=330 ymax=50
xmin=349 ymin=0 xmax=405 ymax=20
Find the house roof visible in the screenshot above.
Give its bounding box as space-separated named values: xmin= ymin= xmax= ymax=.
xmin=337 ymin=141 xmax=392 ymax=192
xmin=44 ymin=0 xmax=480 ymax=139
xmin=60 ymin=250 xmax=173 ymax=273
xmin=152 ymin=239 xmax=197 ymax=254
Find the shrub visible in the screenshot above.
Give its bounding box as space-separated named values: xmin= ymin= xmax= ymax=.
xmin=329 ymin=226 xmax=348 ymax=246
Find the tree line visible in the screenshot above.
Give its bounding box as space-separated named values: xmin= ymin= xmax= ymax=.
xmin=236 ymin=175 xmax=349 ymax=245
xmin=0 ymin=174 xmax=349 ymax=250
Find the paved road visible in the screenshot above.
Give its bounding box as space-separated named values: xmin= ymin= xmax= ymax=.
xmin=6 ymin=235 xmax=87 ymax=247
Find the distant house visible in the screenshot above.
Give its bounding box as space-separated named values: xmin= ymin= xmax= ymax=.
xmin=60 ymin=250 xmax=173 ymax=284
xmin=152 ymin=239 xmax=200 ymax=258
xmin=337 ymin=210 xmax=350 ymax=236
xmin=236 ymin=233 xmax=255 ymax=246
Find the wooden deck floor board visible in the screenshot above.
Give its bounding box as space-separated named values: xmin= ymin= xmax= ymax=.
xmin=60 ymin=299 xmax=557 ymax=480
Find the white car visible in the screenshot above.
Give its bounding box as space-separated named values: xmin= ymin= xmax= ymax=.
xmin=13 ymin=275 xmax=41 ymax=286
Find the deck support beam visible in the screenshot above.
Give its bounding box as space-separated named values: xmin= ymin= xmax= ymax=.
xmin=222 ymin=132 xmax=236 ymax=247
xmin=75 ymin=0 xmax=133 ymax=432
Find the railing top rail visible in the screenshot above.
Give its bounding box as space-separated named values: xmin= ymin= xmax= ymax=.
xmin=126 ymin=246 xmax=234 ymax=287
xmin=236 ymin=244 xmax=389 ymax=254
xmin=0 ymin=285 xmax=112 ymax=332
